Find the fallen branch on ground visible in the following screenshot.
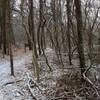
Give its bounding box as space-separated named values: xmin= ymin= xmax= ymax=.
xmin=26 ymin=73 xmax=37 ymax=100
xmin=83 ymin=66 xmax=100 ymax=97
xmin=4 ymin=79 xmax=22 ymax=86
xmin=51 ymin=96 xmax=67 ymax=100
xmin=26 ymin=73 xmax=46 ymax=99
xmin=27 ymin=81 xmax=37 ymax=100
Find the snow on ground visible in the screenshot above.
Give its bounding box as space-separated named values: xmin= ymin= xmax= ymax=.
xmin=0 ymin=47 xmax=94 ymax=100
xmin=0 ymin=50 xmax=33 ymax=100
xmin=0 ymin=47 xmax=55 ymax=100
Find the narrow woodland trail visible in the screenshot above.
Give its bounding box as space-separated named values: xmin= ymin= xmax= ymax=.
xmin=0 ymin=51 xmax=32 ymax=84
xmin=0 ymin=48 xmax=54 ymax=100
xmin=0 ymin=50 xmax=33 ymax=100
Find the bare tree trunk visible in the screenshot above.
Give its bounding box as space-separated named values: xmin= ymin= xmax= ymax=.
xmin=51 ymin=0 xmax=64 ymax=68
xmin=28 ymin=0 xmax=38 ymax=57
xmin=0 ymin=3 xmax=2 ymax=49
xmin=37 ymin=0 xmax=46 ymax=55
xmin=37 ymin=23 xmax=41 ymax=55
xmin=28 ymin=15 xmax=33 ymax=50
xmin=0 ymin=27 xmax=2 ymax=50
xmin=20 ymin=0 xmax=40 ymax=82
xmin=74 ymin=0 xmax=86 ymax=75
xmin=2 ymin=0 xmax=7 ymax=54
xmin=7 ymin=0 xmax=14 ymax=75
xmin=23 ymin=24 xmax=40 ymax=82
xmin=9 ymin=40 xmax=14 ymax=76
xmin=66 ymin=0 xmax=72 ymax=65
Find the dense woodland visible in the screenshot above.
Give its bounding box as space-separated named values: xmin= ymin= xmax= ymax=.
xmin=0 ymin=0 xmax=100 ymax=99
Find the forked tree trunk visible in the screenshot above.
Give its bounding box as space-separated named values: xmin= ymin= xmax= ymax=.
xmin=20 ymin=0 xmax=40 ymax=81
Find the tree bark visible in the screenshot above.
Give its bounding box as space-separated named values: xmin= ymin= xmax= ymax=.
xmin=7 ymin=0 xmax=14 ymax=75
xmin=66 ymin=0 xmax=72 ymax=65
xmin=2 ymin=0 xmax=7 ymax=54
xmin=28 ymin=0 xmax=38 ymax=57
xmin=74 ymin=0 xmax=86 ymax=75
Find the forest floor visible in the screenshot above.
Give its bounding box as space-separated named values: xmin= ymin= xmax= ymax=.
xmin=0 ymin=49 xmax=33 ymax=100
xmin=0 ymin=47 xmax=100 ymax=100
